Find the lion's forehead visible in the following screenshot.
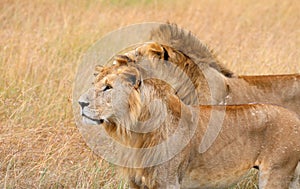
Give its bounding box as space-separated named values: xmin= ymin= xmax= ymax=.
xmin=95 ymin=66 xmax=136 ymax=85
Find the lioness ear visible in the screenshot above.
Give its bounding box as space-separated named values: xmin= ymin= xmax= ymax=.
xmin=113 ymin=55 xmax=131 ymax=65
xmin=148 ymin=43 xmax=169 ymax=60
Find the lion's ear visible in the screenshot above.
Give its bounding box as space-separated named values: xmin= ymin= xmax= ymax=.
xmin=147 ymin=43 xmax=169 ymax=60
xmin=113 ymin=55 xmax=131 ymax=65
xmin=148 ymin=43 xmax=164 ymax=57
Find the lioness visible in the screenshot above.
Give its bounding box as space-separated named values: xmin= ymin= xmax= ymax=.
xmin=78 ymin=59 xmax=300 ymax=189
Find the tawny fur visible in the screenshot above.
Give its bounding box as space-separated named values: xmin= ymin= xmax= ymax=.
xmin=105 ymin=25 xmax=300 ymax=187
xmin=79 ymin=62 xmax=300 ymax=189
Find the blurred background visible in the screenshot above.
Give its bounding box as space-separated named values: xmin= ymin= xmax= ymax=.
xmin=0 ymin=0 xmax=299 ymax=188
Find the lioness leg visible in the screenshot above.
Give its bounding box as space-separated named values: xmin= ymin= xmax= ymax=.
xmin=259 ymin=160 xmax=299 ymax=189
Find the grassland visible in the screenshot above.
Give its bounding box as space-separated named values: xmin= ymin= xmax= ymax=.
xmin=0 ymin=0 xmax=299 ymax=188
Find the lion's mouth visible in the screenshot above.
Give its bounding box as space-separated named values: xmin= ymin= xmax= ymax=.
xmin=82 ymin=114 xmax=104 ymax=125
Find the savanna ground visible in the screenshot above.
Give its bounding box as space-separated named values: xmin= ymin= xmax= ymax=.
xmin=0 ymin=0 xmax=299 ymax=188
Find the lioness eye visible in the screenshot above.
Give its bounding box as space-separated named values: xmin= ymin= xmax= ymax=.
xmin=103 ymin=85 xmax=112 ymax=91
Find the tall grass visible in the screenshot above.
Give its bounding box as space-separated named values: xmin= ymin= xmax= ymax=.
xmin=0 ymin=0 xmax=299 ymax=188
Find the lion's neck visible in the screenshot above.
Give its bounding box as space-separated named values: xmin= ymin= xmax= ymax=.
xmin=111 ymin=81 xmax=184 ymax=148
xmin=104 ymin=79 xmax=199 ymax=152
xmin=135 ymin=81 xmax=199 ymax=147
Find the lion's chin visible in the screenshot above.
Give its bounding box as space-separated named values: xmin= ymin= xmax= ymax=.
xmin=82 ymin=116 xmax=104 ymax=125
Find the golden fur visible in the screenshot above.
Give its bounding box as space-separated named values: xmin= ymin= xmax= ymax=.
xmin=121 ymin=38 xmax=300 ymax=115
xmin=78 ymin=60 xmax=300 ymax=189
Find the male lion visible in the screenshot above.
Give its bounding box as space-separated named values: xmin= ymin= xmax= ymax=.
xmin=148 ymin=23 xmax=300 ymax=113
xmin=78 ymin=58 xmax=300 ymax=189
xmin=120 ymin=41 xmax=300 ymax=115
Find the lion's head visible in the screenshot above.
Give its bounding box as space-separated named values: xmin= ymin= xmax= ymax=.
xmin=78 ymin=59 xmax=143 ymax=128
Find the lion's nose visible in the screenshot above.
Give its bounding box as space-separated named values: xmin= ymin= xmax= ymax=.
xmin=78 ymin=101 xmax=89 ymax=109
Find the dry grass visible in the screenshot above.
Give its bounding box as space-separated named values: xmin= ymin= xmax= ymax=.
xmin=0 ymin=0 xmax=299 ymax=188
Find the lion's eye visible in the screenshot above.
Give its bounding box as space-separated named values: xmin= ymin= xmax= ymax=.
xmin=103 ymin=85 xmax=112 ymax=91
